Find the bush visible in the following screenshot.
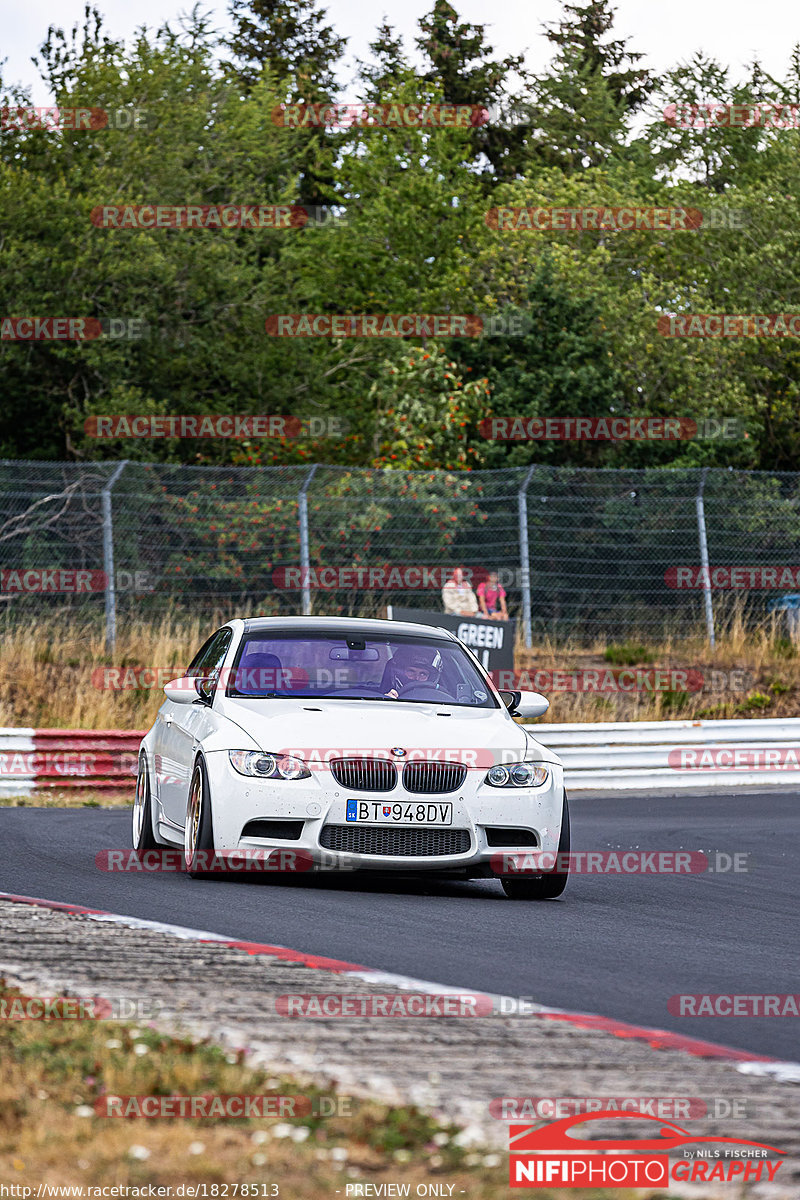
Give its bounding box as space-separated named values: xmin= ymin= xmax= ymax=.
xmin=603 ymin=643 xmax=653 ymax=665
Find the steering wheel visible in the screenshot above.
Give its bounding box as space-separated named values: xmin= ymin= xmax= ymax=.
xmin=395 ymin=684 xmax=456 ymax=702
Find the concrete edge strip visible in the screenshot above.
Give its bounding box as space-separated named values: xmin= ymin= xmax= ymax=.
xmin=2 ymin=889 xmax=799 ymax=1084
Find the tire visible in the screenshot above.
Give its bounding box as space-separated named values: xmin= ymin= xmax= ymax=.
xmin=184 ymin=758 xmax=215 ymax=878
xmin=502 ymin=792 xmax=570 ymax=900
xmin=132 ymin=755 xmax=159 ymax=854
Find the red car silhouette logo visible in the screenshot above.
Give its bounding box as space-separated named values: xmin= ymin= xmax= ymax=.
xmin=510 ymin=1111 xmax=785 ymax=1155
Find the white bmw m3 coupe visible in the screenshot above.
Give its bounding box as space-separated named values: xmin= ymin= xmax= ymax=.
xmin=133 ymin=616 xmax=569 ymax=899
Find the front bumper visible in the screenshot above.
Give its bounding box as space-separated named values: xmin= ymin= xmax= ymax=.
xmin=203 ymin=752 xmax=565 ymax=875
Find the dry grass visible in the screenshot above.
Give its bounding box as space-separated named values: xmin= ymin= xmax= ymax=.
xmin=0 ymin=979 xmax=637 ymax=1198
xmin=0 ymin=608 xmax=796 ymax=732
xmin=517 ymin=605 xmax=800 ymax=724
xmin=0 ymin=612 xmax=204 ymax=730
xmin=0 ymin=789 xmax=130 ymax=809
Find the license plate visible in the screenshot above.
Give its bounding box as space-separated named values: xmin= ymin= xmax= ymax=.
xmin=346 ymin=800 xmax=453 ymax=825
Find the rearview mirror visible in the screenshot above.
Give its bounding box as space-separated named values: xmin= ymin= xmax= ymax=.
xmin=329 ymin=646 xmax=379 ymax=661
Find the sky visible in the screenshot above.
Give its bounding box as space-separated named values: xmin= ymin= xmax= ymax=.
xmin=2 ymin=0 xmax=797 ymax=105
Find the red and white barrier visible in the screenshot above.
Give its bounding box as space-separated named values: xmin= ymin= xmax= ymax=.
xmin=0 ymin=729 xmax=142 ymax=796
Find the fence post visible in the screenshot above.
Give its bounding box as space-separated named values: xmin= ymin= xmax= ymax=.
xmin=102 ymin=461 xmax=129 ymax=655
xmin=695 ymin=467 xmax=715 ymax=648
xmin=298 ymin=465 xmax=318 ymax=616
xmin=518 ymin=465 xmax=536 ymax=648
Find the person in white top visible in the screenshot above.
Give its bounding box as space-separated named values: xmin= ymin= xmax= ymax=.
xmin=442 ymin=566 xmax=479 ymax=616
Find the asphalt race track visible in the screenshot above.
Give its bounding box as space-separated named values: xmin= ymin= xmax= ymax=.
xmin=1 ymin=789 xmax=798 ymax=1061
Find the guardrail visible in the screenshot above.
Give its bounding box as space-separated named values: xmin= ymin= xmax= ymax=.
xmin=0 ymin=728 xmax=142 ymax=795
xmin=1 ymin=718 xmax=798 ymax=797
xmin=535 ymin=717 xmax=800 ymax=790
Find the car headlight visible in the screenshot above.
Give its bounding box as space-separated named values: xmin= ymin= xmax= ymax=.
xmin=485 ymin=762 xmax=549 ymax=788
xmin=228 ymin=750 xmax=311 ymax=780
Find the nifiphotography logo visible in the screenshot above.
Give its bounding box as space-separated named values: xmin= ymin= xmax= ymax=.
xmin=508 ymin=1111 xmax=784 ymax=1187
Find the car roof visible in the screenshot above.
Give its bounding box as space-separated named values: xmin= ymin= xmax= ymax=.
xmin=239 ymin=615 xmax=456 ymax=641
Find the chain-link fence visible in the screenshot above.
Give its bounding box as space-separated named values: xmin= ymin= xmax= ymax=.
xmin=2 ymin=460 xmax=799 ymax=647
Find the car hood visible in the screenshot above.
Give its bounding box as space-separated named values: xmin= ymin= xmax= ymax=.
xmin=218 ymin=697 xmax=561 ymax=767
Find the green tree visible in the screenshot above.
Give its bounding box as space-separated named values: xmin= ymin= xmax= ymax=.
xmin=525 ymin=0 xmax=653 ymax=174
xmin=226 ymin=0 xmax=346 ymax=96
xmin=357 ymin=21 xmax=410 ymax=103
xmin=456 ymin=254 xmax=625 ymax=466
xmin=640 ymin=54 xmax=778 ymax=190
xmin=0 ymin=10 xmax=310 ymax=460
xmin=461 ymin=166 xmax=762 ymax=469
xmin=415 ymin=0 xmax=529 ymax=181
xmin=226 ymin=0 xmax=347 ymax=204
xmin=370 ymin=343 xmax=490 ymax=469
xmin=542 ymin=0 xmax=653 ymax=113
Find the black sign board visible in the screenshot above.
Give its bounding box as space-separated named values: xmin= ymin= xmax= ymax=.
xmin=387 ymin=606 xmax=515 ymax=672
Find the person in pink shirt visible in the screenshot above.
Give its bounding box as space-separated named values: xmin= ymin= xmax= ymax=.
xmin=477 ymin=570 xmax=508 ymax=620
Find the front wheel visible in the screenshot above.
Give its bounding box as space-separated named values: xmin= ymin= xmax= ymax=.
xmin=502 ymin=792 xmax=570 ymax=900
xmin=184 ymin=759 xmax=215 ymax=878
xmin=132 ymin=756 xmax=159 ymax=853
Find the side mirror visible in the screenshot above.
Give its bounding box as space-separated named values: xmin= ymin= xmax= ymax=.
xmin=514 ymin=690 xmax=550 ymax=719
xmin=499 ymin=689 xmax=522 ymax=713
xmin=164 ymin=677 xmax=212 ymax=705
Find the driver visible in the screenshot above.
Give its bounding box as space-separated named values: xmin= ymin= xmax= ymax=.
xmin=384 ymin=646 xmax=440 ymax=699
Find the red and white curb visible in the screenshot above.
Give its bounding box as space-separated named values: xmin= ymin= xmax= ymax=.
xmin=0 ymin=729 xmax=140 ymax=795
xmin=1 ymin=889 xmax=798 ymax=1083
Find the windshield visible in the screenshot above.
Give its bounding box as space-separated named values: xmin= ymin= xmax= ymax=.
xmin=225 ymin=632 xmax=496 ymax=708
